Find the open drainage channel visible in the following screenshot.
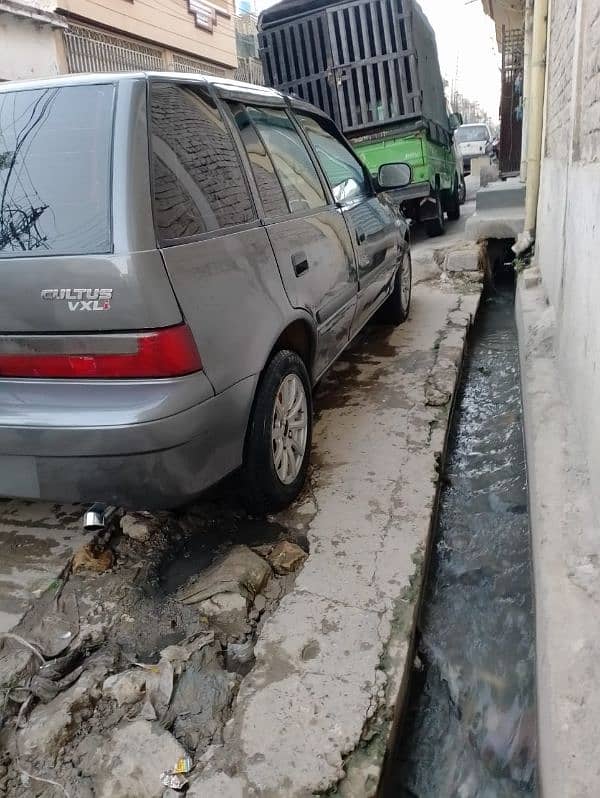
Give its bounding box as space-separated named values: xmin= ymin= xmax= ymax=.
xmin=380 ymin=261 xmax=537 ymax=797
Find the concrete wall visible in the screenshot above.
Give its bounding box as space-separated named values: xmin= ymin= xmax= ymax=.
xmin=57 ymin=0 xmax=237 ymax=68
xmin=0 ymin=15 xmax=62 ymax=81
xmin=536 ymin=0 xmax=600 ymax=515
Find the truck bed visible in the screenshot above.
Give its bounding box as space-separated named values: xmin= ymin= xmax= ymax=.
xmin=258 ymin=0 xmax=449 ymax=143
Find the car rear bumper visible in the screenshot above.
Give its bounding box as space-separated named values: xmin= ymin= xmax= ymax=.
xmin=387 ymin=181 xmax=432 ymax=203
xmin=0 ymin=374 xmax=257 ymax=508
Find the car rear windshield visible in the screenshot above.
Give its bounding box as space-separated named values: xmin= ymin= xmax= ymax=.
xmin=455 ymin=125 xmax=489 ymax=143
xmin=0 ymin=83 xmax=114 ymax=258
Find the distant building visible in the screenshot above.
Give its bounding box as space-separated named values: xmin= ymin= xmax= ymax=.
xmin=233 ymin=8 xmax=263 ymax=85
xmin=0 ymin=0 xmax=237 ymax=82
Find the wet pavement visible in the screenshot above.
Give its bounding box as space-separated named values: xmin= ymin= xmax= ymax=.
xmin=0 ymin=199 xmax=483 ymax=797
xmin=382 ymin=281 xmax=537 ymax=797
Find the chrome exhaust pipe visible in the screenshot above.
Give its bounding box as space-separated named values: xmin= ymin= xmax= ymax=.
xmin=82 ymin=503 xmax=117 ymax=532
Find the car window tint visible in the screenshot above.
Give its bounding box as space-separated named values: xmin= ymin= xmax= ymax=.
xmin=227 ymin=102 xmax=287 ymax=217
xmin=246 ymin=106 xmax=326 ymax=213
xmin=298 ymin=114 xmax=368 ymax=204
xmin=150 ymin=83 xmax=255 ymax=242
xmin=0 ymin=84 xmax=114 ymax=257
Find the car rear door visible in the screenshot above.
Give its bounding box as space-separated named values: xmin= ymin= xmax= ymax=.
xmin=147 ymin=80 xmax=293 ymax=395
xmin=225 ymin=101 xmax=358 ymax=380
xmin=296 ymin=112 xmax=403 ymax=335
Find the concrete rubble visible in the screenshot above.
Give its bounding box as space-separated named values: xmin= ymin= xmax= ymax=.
xmin=0 ymin=210 xmax=483 ymax=797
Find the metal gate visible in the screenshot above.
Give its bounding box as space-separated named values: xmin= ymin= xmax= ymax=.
xmin=261 ymin=9 xmax=340 ymax=122
xmin=499 ymin=26 xmax=524 ymax=176
xmin=326 ymin=0 xmax=420 ymax=131
xmin=260 ymin=0 xmax=420 ymax=134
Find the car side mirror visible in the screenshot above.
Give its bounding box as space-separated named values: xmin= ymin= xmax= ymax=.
xmin=449 ymin=112 xmax=463 ymax=130
xmin=377 ymin=162 xmax=412 ymax=190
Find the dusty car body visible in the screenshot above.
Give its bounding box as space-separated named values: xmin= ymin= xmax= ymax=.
xmin=0 ymin=72 xmax=411 ymax=511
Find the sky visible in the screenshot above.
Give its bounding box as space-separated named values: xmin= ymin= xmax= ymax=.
xmin=255 ymin=0 xmax=501 ymax=122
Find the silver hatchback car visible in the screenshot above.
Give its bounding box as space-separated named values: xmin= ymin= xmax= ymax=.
xmin=0 ymin=72 xmax=411 ymax=512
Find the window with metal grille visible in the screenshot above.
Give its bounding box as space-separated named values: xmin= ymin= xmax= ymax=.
xmin=170 ymin=53 xmax=227 ymax=77
xmin=63 ymin=25 xmax=164 ymax=73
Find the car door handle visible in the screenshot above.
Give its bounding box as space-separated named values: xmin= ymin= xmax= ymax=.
xmin=356 ymin=230 xmax=366 ymax=244
xmin=292 ymin=251 xmax=309 ymax=276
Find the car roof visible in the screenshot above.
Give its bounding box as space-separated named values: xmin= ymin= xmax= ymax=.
xmin=0 ymin=71 xmax=330 ymax=119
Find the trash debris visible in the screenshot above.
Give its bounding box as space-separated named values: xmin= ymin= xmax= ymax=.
xmin=161 ymin=752 xmax=193 ymax=790
xmin=27 ymin=591 xmax=80 ymax=658
xmin=135 ymin=658 xmax=173 ymax=721
xmin=121 ymin=512 xmax=154 ymax=542
xmin=30 ymin=664 xmax=85 ymax=703
xmin=226 ymin=640 xmax=255 ymax=673
xmin=72 ymin=543 xmax=114 ymax=574
xmin=174 ymin=755 xmax=193 ymax=774
xmin=179 ymin=545 xmax=271 ymax=605
xmin=266 ymin=540 xmax=307 ymax=575
xmin=160 ymin=771 xmax=189 ymax=790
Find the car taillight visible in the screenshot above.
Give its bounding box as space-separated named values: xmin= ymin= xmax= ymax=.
xmin=0 ymin=324 xmax=202 ymax=379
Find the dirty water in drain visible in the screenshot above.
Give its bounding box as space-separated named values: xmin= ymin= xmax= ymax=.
xmin=381 ymin=281 xmax=537 ymax=797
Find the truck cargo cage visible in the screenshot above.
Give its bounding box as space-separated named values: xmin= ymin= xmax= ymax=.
xmin=259 ymin=0 xmax=448 ymax=141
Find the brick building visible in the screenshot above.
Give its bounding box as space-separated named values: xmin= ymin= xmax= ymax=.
xmin=0 ymin=0 xmax=237 ymax=82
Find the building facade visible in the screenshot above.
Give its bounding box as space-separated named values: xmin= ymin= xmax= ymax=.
xmin=483 ymin=0 xmax=600 ymax=792
xmin=0 ymin=0 xmax=237 ymax=82
xmin=483 ymin=0 xmax=600 ymax=513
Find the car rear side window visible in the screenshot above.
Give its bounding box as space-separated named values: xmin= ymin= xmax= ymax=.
xmin=0 ymin=84 xmax=114 ymax=257
xmin=298 ymin=113 xmax=369 ymax=204
xmin=245 ymin=106 xmax=326 ymax=214
xmin=227 ymin=102 xmax=287 ymax=218
xmin=150 ymin=83 xmax=255 ymax=243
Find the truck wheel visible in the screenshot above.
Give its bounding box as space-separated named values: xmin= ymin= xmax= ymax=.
xmin=425 ymin=192 xmax=445 ymax=237
xmin=447 ymin=179 xmax=461 ymax=222
xmin=380 ymin=250 xmax=412 ymax=325
xmin=459 ymin=176 xmax=467 ymax=205
xmin=242 ymin=350 xmax=312 ymax=514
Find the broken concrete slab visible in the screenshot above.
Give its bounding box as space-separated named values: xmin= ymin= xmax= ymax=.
xmin=19 ymin=656 xmax=111 ymax=760
xmin=0 ymin=501 xmax=86 ymax=634
xmin=445 ymin=247 xmax=480 ymax=272
xmin=89 ymin=720 xmax=186 ymax=798
xmin=120 ymin=512 xmax=153 ymax=542
xmin=103 ymin=669 xmax=147 ymax=707
xmin=266 ymin=540 xmax=307 ymax=575
xmin=199 ymin=592 xmax=249 ymax=638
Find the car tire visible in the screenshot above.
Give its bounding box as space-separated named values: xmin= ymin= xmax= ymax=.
xmin=380 ymin=250 xmax=412 ymax=325
xmin=447 ymin=178 xmax=461 ymax=222
xmin=242 ymin=350 xmax=312 ymax=514
xmin=424 ymin=191 xmax=445 ymax=237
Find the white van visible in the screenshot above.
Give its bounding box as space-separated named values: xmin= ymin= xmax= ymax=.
xmin=455 ymin=123 xmax=492 ymax=175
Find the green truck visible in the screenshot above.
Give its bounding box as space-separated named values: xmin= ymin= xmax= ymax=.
xmin=258 ymin=0 xmax=464 ymax=236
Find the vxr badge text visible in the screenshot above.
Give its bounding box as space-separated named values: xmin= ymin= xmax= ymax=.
xmin=40 ymin=288 xmax=113 ymax=312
